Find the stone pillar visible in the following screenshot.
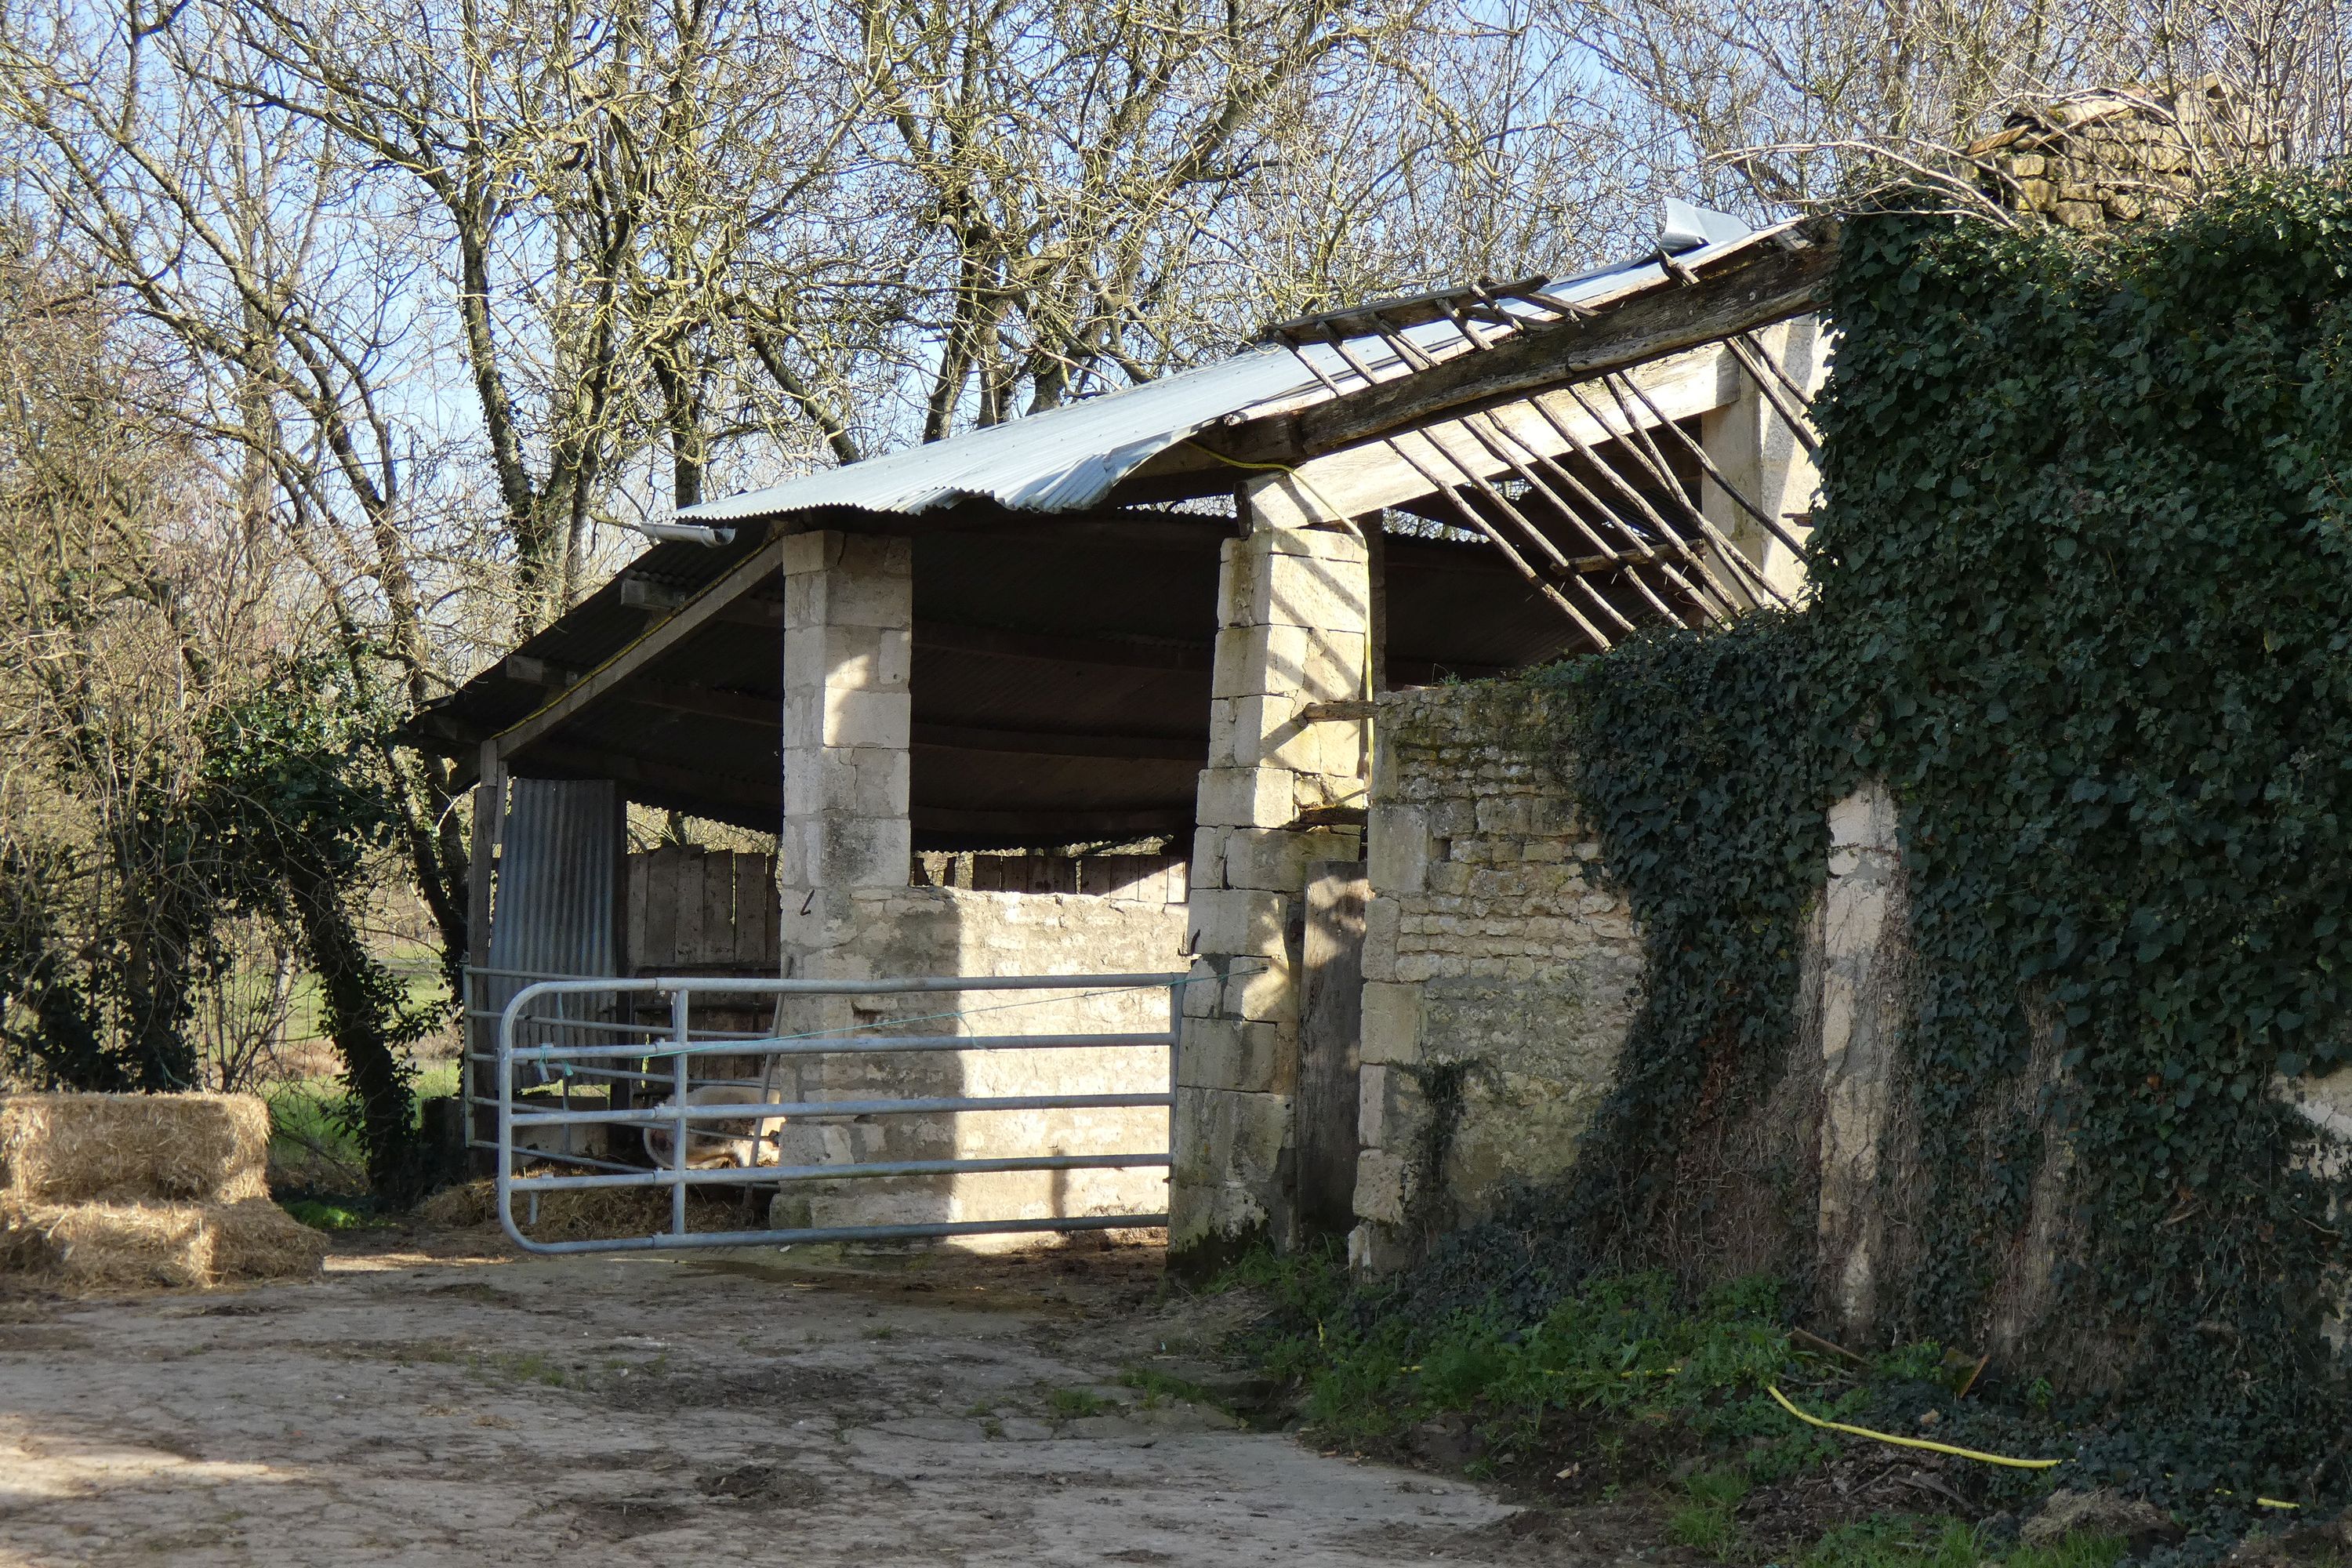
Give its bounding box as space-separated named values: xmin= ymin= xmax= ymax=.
xmin=770 ymin=531 xmax=958 ymax=1230
xmin=1171 ymin=495 xmax=1369 ymax=1266
xmin=1817 ymin=778 xmax=1903 ymax=1336
xmin=778 ymin=531 xmax=913 ymax=993
xmin=1700 ymin=318 xmax=1827 ymax=601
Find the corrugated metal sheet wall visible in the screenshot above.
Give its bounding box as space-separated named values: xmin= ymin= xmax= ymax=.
xmin=481 ymin=779 xmax=622 ymax=1048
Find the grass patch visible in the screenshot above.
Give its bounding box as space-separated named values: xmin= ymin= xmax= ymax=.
xmin=266 ymin=1059 xmax=464 ymax=1194
xmin=1248 ymin=1258 xmax=1844 ymax=1469
xmin=280 ymin=1197 xmax=379 ymax=1231
xmin=1120 ymin=1365 xmax=1222 ymax=1411
xmin=1218 ymin=1247 xmax=2103 ymax=1540
xmin=1804 ymin=1517 xmax=1982 ymax=1568
xmin=1668 ymin=1498 xmax=1740 ymax=1559
xmin=490 ymin=1351 xmax=574 ymax=1388
xmin=1218 ymin=1245 xmax=2253 ymax=1559
xmin=2009 ymin=1533 xmax=2129 ymax=1568
xmin=1803 ymin=1517 xmax=2123 ymax=1568
xmin=1667 ymin=1468 xmax=1751 ymax=1560
xmin=1044 ymin=1387 xmax=1109 ymax=1419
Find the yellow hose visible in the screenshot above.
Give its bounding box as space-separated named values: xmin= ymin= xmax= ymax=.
xmin=1200 ymin=447 xmax=1363 ymax=542
xmin=1766 ymin=1385 xmax=2062 ymax=1470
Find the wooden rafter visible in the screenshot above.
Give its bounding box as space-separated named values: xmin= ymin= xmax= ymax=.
xmin=1208 ymin=221 xmax=1836 ymax=468
xmin=488 ymin=535 xmax=788 ymax=760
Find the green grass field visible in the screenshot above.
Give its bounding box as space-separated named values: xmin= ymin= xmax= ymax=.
xmin=265 ymin=1058 xmax=462 ymax=1196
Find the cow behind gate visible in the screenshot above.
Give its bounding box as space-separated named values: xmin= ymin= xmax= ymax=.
xmin=641 ymin=1085 xmax=788 ymax=1170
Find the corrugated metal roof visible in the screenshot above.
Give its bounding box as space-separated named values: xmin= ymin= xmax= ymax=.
xmin=684 ymin=201 xmax=1774 ymax=527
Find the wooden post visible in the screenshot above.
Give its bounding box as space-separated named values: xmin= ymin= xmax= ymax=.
xmin=465 ymin=742 xmax=505 ymax=1174
xmin=608 ymin=788 xmax=634 ymax=1117
xmin=1297 ymin=863 xmax=1369 ymax=1240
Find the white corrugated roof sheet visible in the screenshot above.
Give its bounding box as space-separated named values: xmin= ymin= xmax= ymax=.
xmin=683 ymin=199 xmax=1769 ymax=526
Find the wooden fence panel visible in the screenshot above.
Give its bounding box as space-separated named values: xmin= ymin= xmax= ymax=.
xmin=626 ymin=848 xmax=781 ymax=975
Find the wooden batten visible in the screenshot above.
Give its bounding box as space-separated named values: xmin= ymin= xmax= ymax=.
xmin=1246 ymin=345 xmax=1733 ymax=529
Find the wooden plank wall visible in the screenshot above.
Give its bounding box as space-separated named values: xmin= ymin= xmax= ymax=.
xmin=913 ymin=852 xmax=1189 ymax=904
xmin=626 ymin=847 xmax=779 ymax=974
xmin=626 ymin=848 xmax=1189 ymax=976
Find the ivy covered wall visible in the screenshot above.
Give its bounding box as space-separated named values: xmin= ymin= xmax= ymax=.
xmin=1508 ymin=176 xmax=2352 ymax=1503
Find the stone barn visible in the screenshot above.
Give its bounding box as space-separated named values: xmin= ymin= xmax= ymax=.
xmin=406 ymin=198 xmax=1835 ymax=1263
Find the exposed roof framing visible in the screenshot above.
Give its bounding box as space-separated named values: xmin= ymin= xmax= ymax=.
xmin=406 ymin=204 xmax=1838 ymax=844
xmin=1210 ymin=227 xmax=1834 ymax=469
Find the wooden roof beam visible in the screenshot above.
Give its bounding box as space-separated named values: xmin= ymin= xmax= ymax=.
xmin=488 ymin=535 xmax=786 ymax=761
xmin=1245 ymin=344 xmax=1733 ymax=529
xmin=514 ymin=739 xmax=777 ymax=825
xmin=911 ymin=804 xmax=1196 ymax=840
xmin=913 ymin=622 xmax=1213 ymax=673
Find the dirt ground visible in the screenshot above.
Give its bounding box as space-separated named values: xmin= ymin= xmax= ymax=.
xmin=0 ymin=1224 xmax=1668 ymax=1567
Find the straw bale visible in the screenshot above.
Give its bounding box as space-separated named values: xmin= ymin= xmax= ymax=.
xmin=0 ymin=1093 xmax=270 ymax=1204
xmin=205 ymin=1200 xmax=331 ymax=1281
xmin=0 ymin=1198 xmax=325 ymax=1289
xmin=0 ymin=1198 xmax=209 ymax=1287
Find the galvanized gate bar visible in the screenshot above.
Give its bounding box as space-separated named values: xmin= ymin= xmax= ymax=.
xmin=501 ymin=1030 xmax=1174 ymax=1065
xmin=533 ymin=1212 xmax=1168 ymax=1256
xmin=492 ymin=971 xmax=1192 ymax=1256
xmin=513 ymin=1152 xmax=1172 ymax=1192
xmin=509 ymin=1091 xmax=1174 ymax=1127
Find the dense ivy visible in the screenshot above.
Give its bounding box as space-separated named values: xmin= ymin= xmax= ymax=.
xmin=198 ymin=661 xmax=441 ymax=1200
xmin=1528 ymin=615 xmax=1845 ymax=1262
xmin=1537 ymin=176 xmax=2352 ymax=1524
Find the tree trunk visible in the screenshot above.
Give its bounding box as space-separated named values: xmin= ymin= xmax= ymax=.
xmin=288 ymin=866 xmax=425 ymax=1204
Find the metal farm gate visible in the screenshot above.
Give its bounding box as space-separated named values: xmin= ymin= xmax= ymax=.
xmin=484 ymin=972 xmax=1186 ymax=1254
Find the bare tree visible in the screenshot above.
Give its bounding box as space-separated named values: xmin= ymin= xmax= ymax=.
xmin=1548 ymin=0 xmax=2347 ymax=212
xmin=0 ymin=0 xmax=1813 ymax=1012
xmin=0 ymin=227 xmax=272 ymax=1087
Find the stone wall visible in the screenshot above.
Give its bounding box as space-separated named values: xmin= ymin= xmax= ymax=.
xmin=1969 ymin=78 xmax=2255 ymax=230
xmin=768 ymin=884 xmax=1186 ymax=1238
xmin=765 ymin=524 xmax=1189 ymax=1240
xmin=1348 ymin=681 xmax=1921 ymax=1316
xmin=1352 ymin=682 xmax=1642 ymax=1272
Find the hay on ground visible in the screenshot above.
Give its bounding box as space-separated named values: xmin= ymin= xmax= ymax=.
xmin=418 ymin=1178 xmax=748 ymax=1240
xmin=0 ymin=1093 xmax=270 ymax=1204
xmin=0 ymin=1198 xmax=325 ymax=1289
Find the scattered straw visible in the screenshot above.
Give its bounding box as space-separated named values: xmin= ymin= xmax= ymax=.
xmin=0 ymin=1094 xmax=270 ymax=1204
